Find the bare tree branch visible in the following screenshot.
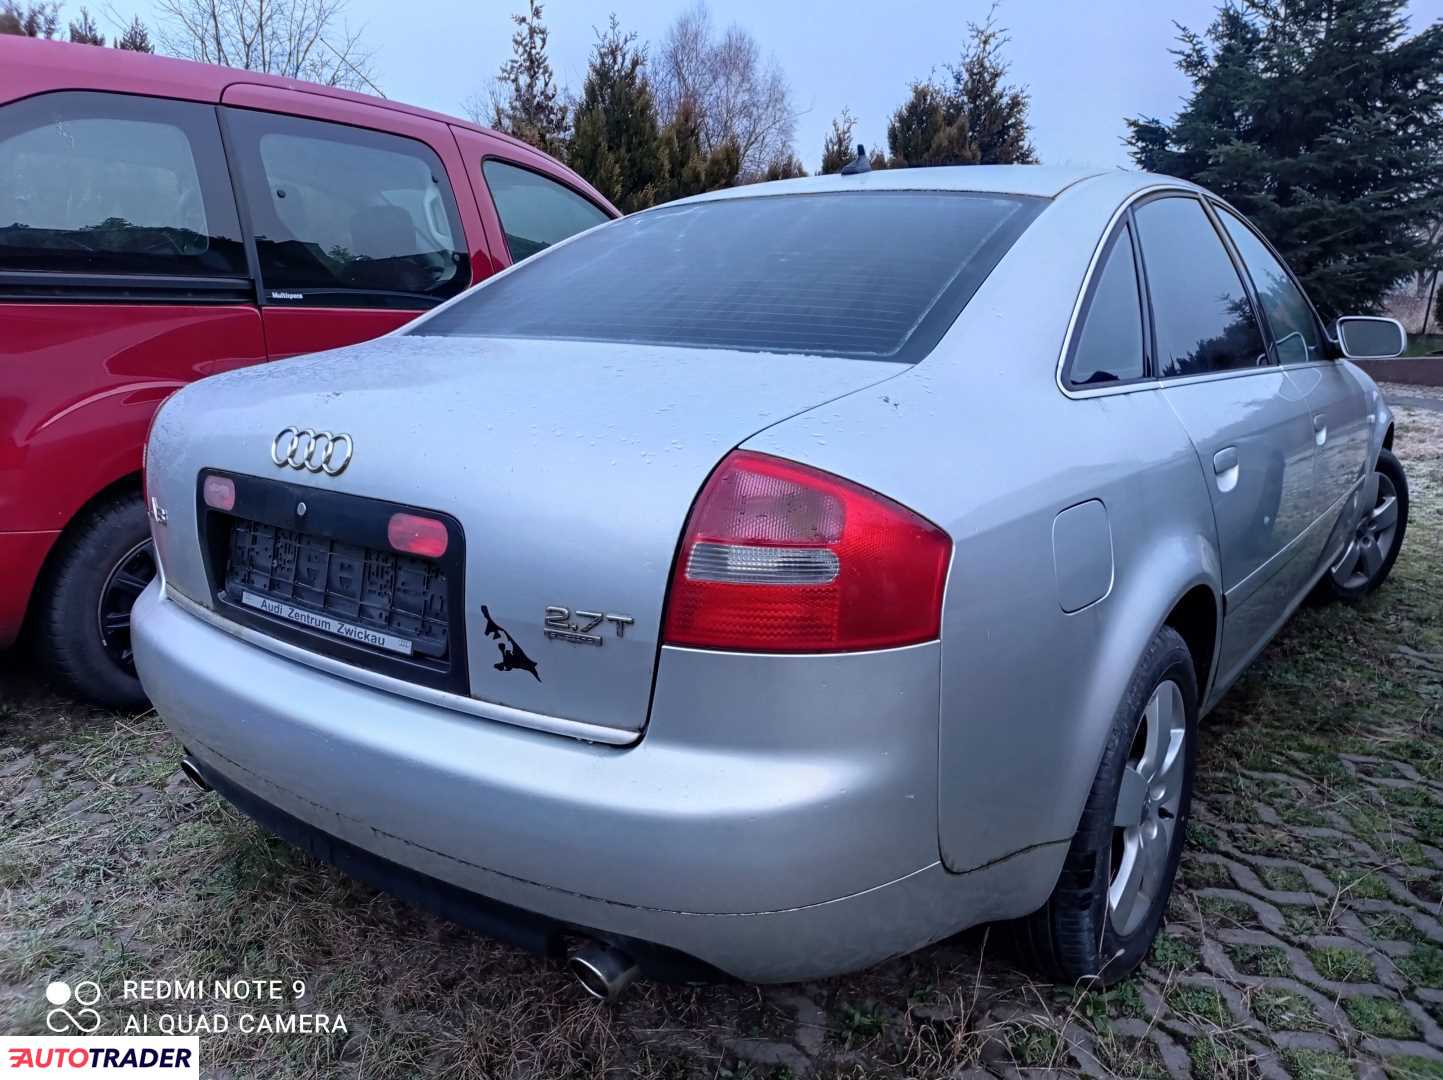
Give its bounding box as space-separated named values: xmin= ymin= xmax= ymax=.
xmin=155 ymin=0 xmax=377 ymax=92
xmin=653 ymin=1 xmax=797 ymax=179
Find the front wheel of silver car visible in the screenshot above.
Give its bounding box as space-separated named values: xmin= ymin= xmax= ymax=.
xmin=1015 ymin=625 xmax=1198 ymax=987
xmin=1315 ymin=448 xmax=1408 ymax=604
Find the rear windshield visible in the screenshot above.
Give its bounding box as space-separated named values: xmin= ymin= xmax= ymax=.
xmin=411 ymin=191 xmax=1042 ymax=362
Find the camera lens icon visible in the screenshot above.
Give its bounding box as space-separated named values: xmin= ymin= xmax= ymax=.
xmin=44 ymin=978 xmax=102 ymax=1030
xmin=46 ymin=980 xmax=99 ymax=1005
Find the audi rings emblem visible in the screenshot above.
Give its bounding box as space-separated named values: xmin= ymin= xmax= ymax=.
xmin=271 ymin=428 xmax=354 ymax=476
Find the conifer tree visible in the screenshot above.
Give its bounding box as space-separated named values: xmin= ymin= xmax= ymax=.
xmin=570 ymin=18 xmax=665 ymax=212
xmin=66 ymin=5 xmax=103 ymax=44
xmin=887 ymin=82 xmax=978 ymax=168
xmin=115 ymin=16 xmax=153 ymax=52
xmin=948 ymin=12 xmax=1036 ymax=164
xmin=819 ymin=109 xmax=857 ymax=174
xmin=1127 ymin=0 xmax=1443 ymax=315
xmin=490 ymin=0 xmax=569 ymax=159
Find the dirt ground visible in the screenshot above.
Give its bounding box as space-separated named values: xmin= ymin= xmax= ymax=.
xmin=2 ymin=395 xmax=1441 ymax=1079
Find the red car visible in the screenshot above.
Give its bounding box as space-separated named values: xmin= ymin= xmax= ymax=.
xmin=0 ymin=37 xmax=616 ymax=707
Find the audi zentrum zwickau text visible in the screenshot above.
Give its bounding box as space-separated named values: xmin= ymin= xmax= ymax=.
xmin=133 ymin=165 xmax=1409 ymax=994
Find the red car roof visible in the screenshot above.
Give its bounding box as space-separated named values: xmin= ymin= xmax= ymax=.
xmin=0 ymin=35 xmax=614 ymax=212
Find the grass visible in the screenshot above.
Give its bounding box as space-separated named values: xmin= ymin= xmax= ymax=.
xmin=1259 ymin=865 xmax=1310 ymax=893
xmin=1150 ymin=932 xmax=1201 ymax=972
xmin=1003 ymin=1023 xmax=1059 ymax=1068
xmin=1402 ymin=332 xmax=1443 ymax=358
xmin=1310 ymin=946 xmax=1375 ymax=983
xmin=1188 ymin=1034 xmax=1257 ymax=1080
xmin=2 ymin=410 xmax=1441 ymax=1077
xmin=1168 ymin=984 xmax=1231 ymax=1026
xmin=1227 ymin=943 xmax=1292 ymax=978
xmin=1093 ymin=1031 xmax=1170 ymax=1079
xmin=1197 ymin=894 xmax=1258 ymax=925
xmin=1285 ymin=1048 xmax=1357 ymax=1080
xmin=1387 ymin=1058 xmax=1443 ymax=1079
xmin=1397 ymin=945 xmax=1443 ymax=989
xmin=1251 ymin=989 xmax=1323 ymax=1031
xmin=1362 ymin=911 xmax=1428 ymax=946
xmin=1344 ymin=996 xmax=1420 ymax=1040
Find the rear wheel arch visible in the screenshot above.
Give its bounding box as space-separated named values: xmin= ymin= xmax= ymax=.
xmin=36 ymin=471 xmax=145 ymax=583
xmin=28 ymin=471 xmax=153 ymax=708
xmin=18 ymin=471 xmax=144 ymax=633
xmin=962 ymin=531 xmax=1220 ymax=909
xmin=1055 ymin=545 xmax=1220 ymax=855
xmin=1163 ymin=584 xmax=1219 ymax=706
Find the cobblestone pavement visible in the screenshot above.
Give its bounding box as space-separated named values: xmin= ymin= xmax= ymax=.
xmin=1 ymin=405 xmax=1440 ymax=1079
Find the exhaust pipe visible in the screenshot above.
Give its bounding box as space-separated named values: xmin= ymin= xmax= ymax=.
xmin=179 ymin=757 xmax=211 ymax=792
xmin=568 ymin=943 xmax=638 ymax=1001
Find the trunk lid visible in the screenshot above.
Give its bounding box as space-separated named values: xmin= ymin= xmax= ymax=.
xmin=154 ymin=334 xmax=903 ymax=739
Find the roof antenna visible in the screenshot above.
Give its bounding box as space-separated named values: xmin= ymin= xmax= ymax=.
xmin=840 ymin=143 xmax=871 ymax=175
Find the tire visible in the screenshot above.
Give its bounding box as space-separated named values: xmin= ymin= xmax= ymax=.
xmin=37 ymin=489 xmax=156 ymax=710
xmin=1016 ymin=625 xmax=1198 ymax=986
xmin=1313 ymin=448 xmax=1408 ymax=604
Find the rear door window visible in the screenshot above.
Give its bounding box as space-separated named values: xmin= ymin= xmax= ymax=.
xmin=1134 ymin=196 xmax=1269 ymax=378
xmin=1215 ymin=206 xmax=1323 ymax=366
xmin=482 ymin=160 xmax=609 ymax=262
xmin=0 ymin=91 xmax=245 ymax=278
xmin=1067 ymin=224 xmax=1146 ymax=386
xmin=413 ymin=191 xmax=1042 ymax=362
xmin=224 ymin=109 xmax=469 ymax=308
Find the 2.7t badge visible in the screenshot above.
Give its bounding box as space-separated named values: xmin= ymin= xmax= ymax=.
xmin=544 ymin=607 xmax=634 ymax=647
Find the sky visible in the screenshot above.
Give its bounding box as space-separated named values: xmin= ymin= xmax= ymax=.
xmin=113 ymin=0 xmax=1442 ymax=173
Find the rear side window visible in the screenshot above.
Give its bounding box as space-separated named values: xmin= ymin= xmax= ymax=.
xmin=1215 ymin=206 xmax=1322 ymax=366
xmin=413 ymin=192 xmax=1041 ymax=362
xmin=1067 ymin=224 xmax=1146 ymax=386
xmin=224 ymin=109 xmax=468 ymax=308
xmin=483 ymin=160 xmax=609 ymax=262
xmin=0 ymin=91 xmax=245 ymax=277
xmin=1134 ymin=196 xmax=1268 ymax=378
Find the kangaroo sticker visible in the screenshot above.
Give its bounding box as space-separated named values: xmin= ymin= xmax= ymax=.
xmin=480 ymin=605 xmax=541 ymax=682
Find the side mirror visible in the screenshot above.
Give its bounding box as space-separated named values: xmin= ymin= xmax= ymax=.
xmin=1335 ymin=316 xmax=1406 ymax=360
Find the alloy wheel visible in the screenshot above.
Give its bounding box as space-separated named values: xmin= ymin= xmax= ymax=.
xmin=1108 ymin=679 xmax=1187 ymax=936
xmin=1330 ymin=469 xmax=1400 ymax=591
xmin=95 ymin=538 xmax=156 ymax=676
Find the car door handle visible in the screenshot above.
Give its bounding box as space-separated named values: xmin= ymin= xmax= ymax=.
xmin=1212 ymin=446 xmax=1239 ymax=493
xmin=1313 ymin=415 xmax=1327 ymax=445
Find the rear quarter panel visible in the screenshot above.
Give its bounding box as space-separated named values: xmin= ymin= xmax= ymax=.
xmin=0 ymin=304 xmax=265 ymax=640
xmin=744 ymin=174 xmax=1223 ymax=890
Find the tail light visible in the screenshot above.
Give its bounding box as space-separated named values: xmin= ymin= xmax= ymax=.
xmin=388 ymin=512 xmax=449 ymax=558
xmin=202 ymin=473 xmax=236 ymax=511
xmin=662 ymin=451 xmax=951 ymax=652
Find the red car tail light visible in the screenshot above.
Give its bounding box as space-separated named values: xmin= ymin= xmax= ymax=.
xmin=201 ymin=473 xmax=236 ymax=512
xmin=387 ymin=512 xmax=448 ymax=558
xmin=663 ymin=451 xmax=952 ymax=652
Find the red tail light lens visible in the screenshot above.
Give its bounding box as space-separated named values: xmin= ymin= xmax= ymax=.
xmin=663 ymin=451 xmax=952 ymax=652
xmin=201 ymin=473 xmax=235 ymax=511
xmin=388 ymin=513 xmax=448 ymax=558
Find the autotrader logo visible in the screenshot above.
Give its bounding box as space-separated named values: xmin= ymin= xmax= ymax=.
xmin=44 ymin=981 xmax=102 ymax=1033
xmin=2 ymin=1037 xmax=198 ymax=1076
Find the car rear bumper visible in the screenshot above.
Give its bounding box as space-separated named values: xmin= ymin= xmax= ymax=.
xmin=0 ymin=529 xmax=58 ymax=648
xmin=133 ymin=582 xmax=1065 ymax=982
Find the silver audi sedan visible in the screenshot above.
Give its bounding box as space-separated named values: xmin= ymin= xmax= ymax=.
xmin=134 ymin=165 xmax=1409 ymax=996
